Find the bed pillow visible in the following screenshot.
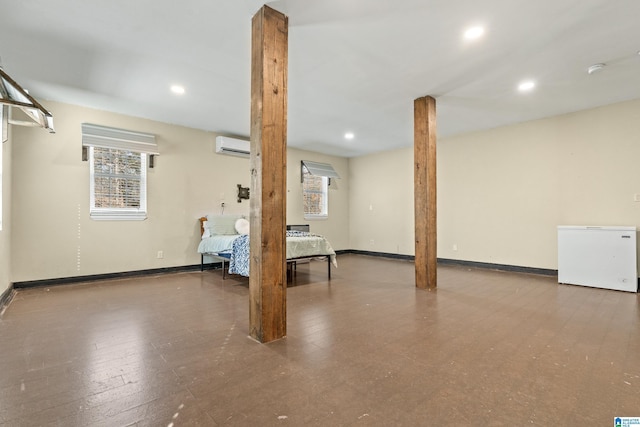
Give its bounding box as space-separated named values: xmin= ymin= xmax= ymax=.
xmin=206 ymin=215 xmax=244 ymax=235
xmin=202 ymin=221 xmax=211 ymax=239
xmin=235 ymin=218 xmax=250 ymax=235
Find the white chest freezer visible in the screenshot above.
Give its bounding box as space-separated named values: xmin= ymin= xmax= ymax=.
xmin=557 ymin=226 xmax=638 ymax=292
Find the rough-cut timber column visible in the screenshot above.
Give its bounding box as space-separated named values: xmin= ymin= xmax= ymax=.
xmin=249 ymin=5 xmax=288 ymax=342
xmin=414 ymin=95 xmax=437 ymax=290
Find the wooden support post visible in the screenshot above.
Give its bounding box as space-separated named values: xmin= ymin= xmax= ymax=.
xmin=249 ymin=5 xmax=288 ymax=342
xmin=414 ymin=96 xmax=437 ymax=290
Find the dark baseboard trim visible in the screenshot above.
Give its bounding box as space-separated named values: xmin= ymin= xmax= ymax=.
xmin=337 ymin=249 xmax=415 ymax=261
xmin=10 ymin=252 xmax=559 ymax=290
xmin=0 ymin=285 xmax=16 ymax=315
xmin=337 ymin=250 xmax=557 ymax=277
xmin=13 ymin=262 xmax=224 ymax=289
xmin=437 ymin=258 xmax=557 ymax=277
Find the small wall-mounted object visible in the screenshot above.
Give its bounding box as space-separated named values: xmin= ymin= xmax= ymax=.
xmin=237 ymin=184 xmax=250 ymax=202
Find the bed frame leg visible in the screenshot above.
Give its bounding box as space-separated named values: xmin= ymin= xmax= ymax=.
xmin=201 ymin=254 xmax=204 ymax=272
xmin=328 ymin=257 xmax=331 ymax=280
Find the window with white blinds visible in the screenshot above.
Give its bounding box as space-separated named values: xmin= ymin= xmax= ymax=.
xmin=301 ymin=160 xmax=338 ymax=219
xmin=83 ymin=124 xmax=157 ymax=220
xmin=89 ymin=147 xmax=147 ymax=219
xmin=303 ymin=170 xmax=328 ymax=219
xmin=302 ymin=171 xmax=328 ymax=219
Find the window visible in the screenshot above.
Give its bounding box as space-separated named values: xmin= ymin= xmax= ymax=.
xmin=301 ymin=160 xmax=340 ymax=220
xmin=82 ymin=124 xmax=158 ymax=220
xmin=89 ymin=147 xmax=147 ymax=220
xmin=0 ymin=140 xmax=2 ymax=231
xmin=0 ymin=109 xmax=3 ymax=231
xmin=303 ymin=169 xmax=328 ymax=219
xmin=0 ymin=106 xmax=6 ymax=231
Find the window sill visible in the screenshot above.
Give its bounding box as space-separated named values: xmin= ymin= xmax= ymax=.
xmin=303 ymin=215 xmax=328 ymax=221
xmin=90 ymin=210 xmax=147 ymax=221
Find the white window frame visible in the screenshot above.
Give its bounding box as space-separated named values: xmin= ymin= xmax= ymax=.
xmin=89 ymin=147 xmax=147 ymax=221
xmin=301 ymin=160 xmax=339 ymax=220
xmin=0 ymin=109 xmax=3 ymax=231
xmin=303 ymin=170 xmax=329 ymax=220
xmin=82 ymin=123 xmax=157 ymax=221
xmin=0 ymin=142 xmax=3 ymax=231
xmin=0 ymin=106 xmax=6 ymax=231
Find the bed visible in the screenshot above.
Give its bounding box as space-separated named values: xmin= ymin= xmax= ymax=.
xmin=197 ymin=215 xmax=337 ymax=279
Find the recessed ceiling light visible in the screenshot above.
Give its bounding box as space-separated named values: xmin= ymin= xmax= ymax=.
xmin=171 ymin=85 xmax=185 ymax=95
xmin=587 ymin=63 xmax=606 ymax=74
xmin=464 ymin=26 xmax=485 ymax=40
xmin=344 ymin=132 xmax=355 ymax=140
xmin=518 ymin=80 xmax=535 ymax=92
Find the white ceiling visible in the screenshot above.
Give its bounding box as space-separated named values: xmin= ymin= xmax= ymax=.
xmin=1 ymin=0 xmax=639 ymax=157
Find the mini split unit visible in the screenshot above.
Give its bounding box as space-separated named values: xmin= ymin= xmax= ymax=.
xmin=215 ymin=136 xmax=250 ymax=158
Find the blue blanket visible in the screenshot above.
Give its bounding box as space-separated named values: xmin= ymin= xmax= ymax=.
xmin=229 ymin=234 xmax=251 ymax=276
xmin=228 ymin=231 xmax=332 ymax=277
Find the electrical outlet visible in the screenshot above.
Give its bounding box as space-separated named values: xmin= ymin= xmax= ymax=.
xmin=369 ymin=239 xmax=375 ymax=246
xmin=157 ymin=251 xmax=164 ymax=259
xmin=453 ymin=244 xmax=458 ymax=251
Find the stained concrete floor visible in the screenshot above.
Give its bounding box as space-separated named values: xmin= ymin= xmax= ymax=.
xmin=1 ymin=254 xmax=639 ymax=426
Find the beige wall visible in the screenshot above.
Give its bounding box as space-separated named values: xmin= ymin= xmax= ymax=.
xmin=349 ymin=148 xmax=414 ymax=255
xmin=10 ymin=96 xmax=640 ymax=282
xmin=349 ymin=98 xmax=640 ymax=270
xmin=10 ymin=101 xmax=349 ymax=282
xmin=0 ymin=117 xmax=11 ymax=295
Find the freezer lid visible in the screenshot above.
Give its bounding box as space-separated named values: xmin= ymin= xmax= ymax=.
xmin=558 ymin=225 xmax=637 ymax=232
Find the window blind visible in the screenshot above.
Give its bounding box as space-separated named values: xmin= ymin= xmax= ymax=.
xmin=82 ymin=123 xmax=159 ymax=155
xmin=302 ymin=170 xmax=328 ymax=218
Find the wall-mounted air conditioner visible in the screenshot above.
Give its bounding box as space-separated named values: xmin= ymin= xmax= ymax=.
xmin=215 ymin=136 xmax=250 ymax=158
